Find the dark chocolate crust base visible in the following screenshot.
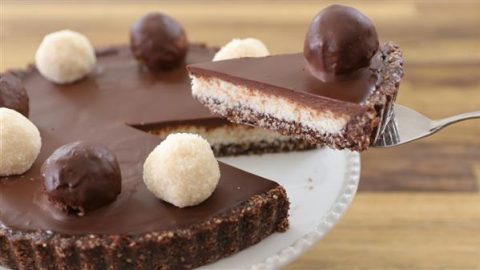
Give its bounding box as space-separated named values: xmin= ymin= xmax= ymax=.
xmin=367 ymin=42 xmax=404 ymax=142
xmin=211 ymin=139 xmax=317 ymax=157
xmin=0 ymin=186 xmax=289 ymax=270
xmin=198 ymin=98 xmax=375 ymax=151
xmin=143 ymin=127 xmax=318 ymax=157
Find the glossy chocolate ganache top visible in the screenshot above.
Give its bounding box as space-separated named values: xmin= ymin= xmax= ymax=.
xmin=188 ymin=49 xmax=385 ymax=114
xmin=0 ymin=44 xmax=278 ymax=235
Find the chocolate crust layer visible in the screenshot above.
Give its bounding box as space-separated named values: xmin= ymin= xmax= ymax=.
xmin=211 ymin=138 xmax=317 ymax=157
xmin=197 ymin=96 xmax=375 ymax=151
xmin=367 ymin=42 xmax=404 ymax=142
xmin=0 ymin=186 xmax=289 ymax=270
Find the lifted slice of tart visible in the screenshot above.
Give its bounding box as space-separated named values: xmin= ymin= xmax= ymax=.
xmin=188 ymin=42 xmax=403 ymax=151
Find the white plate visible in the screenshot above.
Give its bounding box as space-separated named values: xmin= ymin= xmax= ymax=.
xmin=0 ymin=149 xmax=359 ymax=270
xmin=205 ymin=148 xmax=361 ymax=270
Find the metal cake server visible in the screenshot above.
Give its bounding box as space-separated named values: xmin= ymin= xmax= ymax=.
xmin=373 ymin=104 xmax=480 ymax=148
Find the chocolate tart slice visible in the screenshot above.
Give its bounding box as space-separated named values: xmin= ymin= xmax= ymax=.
xmin=0 ymin=44 xmax=289 ymax=269
xmin=188 ymin=42 xmax=403 ymax=151
xmin=188 ymin=5 xmax=404 ymax=151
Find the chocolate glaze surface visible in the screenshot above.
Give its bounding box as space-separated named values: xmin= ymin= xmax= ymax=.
xmin=0 ymin=44 xmax=277 ymax=235
xmin=188 ymin=49 xmax=385 ymax=116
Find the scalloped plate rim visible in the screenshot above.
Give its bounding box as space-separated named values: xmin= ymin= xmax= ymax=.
xmin=249 ymin=150 xmax=360 ymax=270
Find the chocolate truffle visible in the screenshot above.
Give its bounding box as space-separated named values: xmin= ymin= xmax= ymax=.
xmin=130 ymin=12 xmax=188 ymax=70
xmin=41 ymin=141 xmax=122 ymax=215
xmin=35 ymin=30 xmax=96 ymax=84
xmin=303 ymin=5 xmax=379 ymax=81
xmin=0 ymin=74 xmax=29 ymax=117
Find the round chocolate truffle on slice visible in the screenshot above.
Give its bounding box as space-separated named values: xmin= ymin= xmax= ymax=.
xmin=0 ymin=74 xmax=29 ymax=117
xmin=41 ymin=141 xmax=122 ymax=216
xmin=304 ymin=4 xmax=379 ymax=81
xmin=130 ymin=12 xmax=188 ymax=71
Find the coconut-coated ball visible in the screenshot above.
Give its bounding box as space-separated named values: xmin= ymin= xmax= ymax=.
xmin=130 ymin=13 xmax=189 ymax=70
xmin=0 ymin=74 xmax=29 ymax=117
xmin=304 ymin=5 xmax=379 ymax=81
xmin=35 ymin=30 xmax=96 ymax=84
xmin=143 ymin=133 xmax=220 ymax=208
xmin=0 ymin=108 xmax=41 ymax=176
xmin=212 ymin=38 xmax=270 ymax=61
xmin=41 ymin=141 xmax=122 ymax=215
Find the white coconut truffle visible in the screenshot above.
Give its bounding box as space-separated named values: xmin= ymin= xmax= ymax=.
xmin=143 ymin=133 xmax=220 ymax=208
xmin=212 ymin=38 xmax=270 ymax=61
xmin=0 ymin=108 xmax=42 ymax=176
xmin=35 ymin=30 xmax=96 ymax=84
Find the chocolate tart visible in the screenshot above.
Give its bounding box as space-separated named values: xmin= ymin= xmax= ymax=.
xmin=188 ymin=42 xmax=404 ymax=151
xmin=0 ymin=44 xmax=291 ymax=269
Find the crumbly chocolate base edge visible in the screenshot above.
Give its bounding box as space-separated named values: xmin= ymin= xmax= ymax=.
xmin=145 ymin=129 xmax=319 ymax=157
xmin=0 ymin=185 xmax=289 ymax=270
xmin=211 ymin=138 xmax=317 ymax=157
xmin=364 ymin=42 xmax=404 ymax=107
xmin=197 ymin=96 xmax=376 ymax=151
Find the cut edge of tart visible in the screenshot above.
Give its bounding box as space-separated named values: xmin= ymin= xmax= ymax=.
xmin=133 ymin=118 xmax=317 ymax=157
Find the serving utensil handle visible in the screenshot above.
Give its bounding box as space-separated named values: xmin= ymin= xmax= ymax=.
xmin=431 ymin=111 xmax=480 ymax=132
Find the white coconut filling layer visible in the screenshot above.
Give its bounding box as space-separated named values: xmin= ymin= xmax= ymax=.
xmin=191 ymin=76 xmax=350 ymax=135
xmin=151 ymin=124 xmax=291 ymax=146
